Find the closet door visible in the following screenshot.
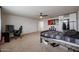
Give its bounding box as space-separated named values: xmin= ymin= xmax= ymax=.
xmin=57 ymin=16 xmax=64 ymax=32
xmin=69 ymin=13 xmax=77 ymax=30
xmin=38 ymin=21 xmax=44 ymax=31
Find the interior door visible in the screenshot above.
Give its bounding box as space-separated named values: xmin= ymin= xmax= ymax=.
xmin=38 ymin=21 xmax=44 ymax=31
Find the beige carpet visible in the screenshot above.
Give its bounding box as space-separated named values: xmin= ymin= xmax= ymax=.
xmin=0 ymin=32 xmax=68 ymax=52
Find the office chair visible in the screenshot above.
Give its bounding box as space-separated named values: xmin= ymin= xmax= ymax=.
xmin=13 ymin=26 xmax=23 ymax=39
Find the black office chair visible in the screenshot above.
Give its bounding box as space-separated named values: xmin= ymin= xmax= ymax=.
xmin=13 ymin=26 xmax=23 ymax=39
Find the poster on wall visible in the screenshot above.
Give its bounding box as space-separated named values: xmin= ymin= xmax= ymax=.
xmin=48 ymin=18 xmax=55 ymax=25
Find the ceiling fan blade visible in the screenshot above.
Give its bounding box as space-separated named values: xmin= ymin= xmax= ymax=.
xmin=40 ymin=13 xmax=42 ymax=16
xmin=43 ymin=15 xmax=48 ymax=17
xmin=40 ymin=12 xmax=48 ymax=18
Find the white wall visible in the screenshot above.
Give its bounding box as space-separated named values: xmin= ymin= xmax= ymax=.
xmin=2 ymin=14 xmax=38 ymax=34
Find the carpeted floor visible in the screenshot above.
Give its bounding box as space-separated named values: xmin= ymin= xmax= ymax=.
xmin=0 ymin=32 xmax=68 ymax=52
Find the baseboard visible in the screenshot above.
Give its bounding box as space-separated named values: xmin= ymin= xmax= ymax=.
xmin=21 ymin=31 xmax=39 ymax=36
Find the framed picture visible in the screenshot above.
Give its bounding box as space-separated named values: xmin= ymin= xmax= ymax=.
xmin=48 ymin=19 xmax=55 ymax=25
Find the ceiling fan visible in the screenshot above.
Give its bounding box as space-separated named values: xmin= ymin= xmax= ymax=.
xmin=40 ymin=12 xmax=48 ymax=18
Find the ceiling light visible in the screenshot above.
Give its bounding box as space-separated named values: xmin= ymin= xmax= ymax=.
xmin=40 ymin=16 xmax=43 ymax=19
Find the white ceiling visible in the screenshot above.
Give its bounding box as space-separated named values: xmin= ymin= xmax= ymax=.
xmin=2 ymin=6 xmax=79 ymax=19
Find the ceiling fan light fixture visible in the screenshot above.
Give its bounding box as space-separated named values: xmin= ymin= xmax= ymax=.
xmin=40 ymin=16 xmax=43 ymax=19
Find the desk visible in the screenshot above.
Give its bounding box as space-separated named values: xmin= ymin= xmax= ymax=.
xmin=2 ymin=32 xmax=10 ymax=42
